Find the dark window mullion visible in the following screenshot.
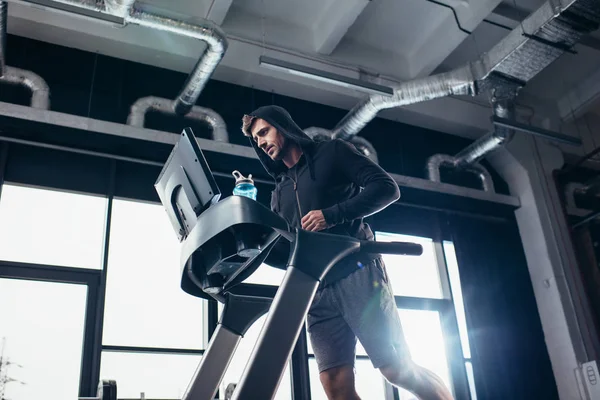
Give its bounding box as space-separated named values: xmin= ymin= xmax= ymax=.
xmin=88 ymin=160 xmax=116 ymax=396
xmin=101 ymin=345 xmax=205 ymax=355
xmin=0 ymin=142 xmax=8 ymax=202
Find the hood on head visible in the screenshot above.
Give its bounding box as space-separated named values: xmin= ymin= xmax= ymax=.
xmin=244 ymin=105 xmax=315 ymax=178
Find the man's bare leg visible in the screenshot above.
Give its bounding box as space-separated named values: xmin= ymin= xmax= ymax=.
xmin=319 ymin=365 xmax=362 ymax=400
xmin=380 ymin=360 xmax=454 ymax=400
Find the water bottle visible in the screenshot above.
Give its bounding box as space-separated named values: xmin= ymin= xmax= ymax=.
xmin=232 ymin=170 xmax=258 ymax=200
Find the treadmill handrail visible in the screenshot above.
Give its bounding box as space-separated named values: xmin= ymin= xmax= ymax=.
xmin=360 ymin=240 xmax=423 ymax=256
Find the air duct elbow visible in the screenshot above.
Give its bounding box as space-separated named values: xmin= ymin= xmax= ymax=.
xmin=1 ymin=66 xmax=51 ymax=109
xmin=127 ymin=96 xmax=229 ymax=142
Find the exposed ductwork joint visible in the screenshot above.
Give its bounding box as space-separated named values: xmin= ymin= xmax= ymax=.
xmin=425 ymin=98 xmax=515 ymax=192
xmin=127 ymin=96 xmax=229 ymax=142
xmin=0 ymin=66 xmax=50 ymax=109
xmin=0 ymin=1 xmax=50 ymax=108
xmin=333 ymin=0 xmax=600 ymax=140
xmin=124 ymin=10 xmax=228 ymax=117
xmin=36 ymin=0 xmax=228 ymax=117
xmin=103 ymin=0 xmax=135 ymax=17
xmin=426 ymin=154 xmax=496 ymax=193
xmin=304 ymin=126 xmax=379 ymax=164
xmin=332 ymin=65 xmax=477 ymax=140
xmin=454 ymin=99 xmax=516 ymax=166
xmin=0 ymin=1 xmax=6 ymax=77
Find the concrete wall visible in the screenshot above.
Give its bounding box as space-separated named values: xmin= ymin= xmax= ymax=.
xmin=489 ymin=135 xmax=600 ymax=399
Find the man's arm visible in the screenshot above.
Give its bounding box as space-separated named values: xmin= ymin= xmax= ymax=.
xmin=322 ymin=139 xmax=400 ymax=225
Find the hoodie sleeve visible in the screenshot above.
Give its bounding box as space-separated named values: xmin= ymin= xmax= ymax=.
xmin=322 ymin=139 xmax=400 ymax=225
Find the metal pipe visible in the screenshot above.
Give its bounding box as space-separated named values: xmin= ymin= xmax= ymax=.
xmin=454 ymin=130 xmax=509 ymax=166
xmin=426 ymin=154 xmax=455 ymax=185
xmin=426 ymin=153 xmax=495 ymax=192
xmin=25 ymin=0 xmax=227 ymax=116
xmin=0 ymin=66 xmax=50 ymax=109
xmin=127 ymin=96 xmax=229 ymax=142
xmin=332 ymin=65 xmax=477 ymax=140
xmin=466 ymin=162 xmax=495 ymax=193
xmin=454 ymin=99 xmax=515 ymax=166
xmin=304 ymin=126 xmax=379 ymax=164
xmin=332 ymin=0 xmax=600 ymax=140
xmin=125 ymin=9 xmax=228 ymax=116
xmin=103 ymin=0 xmax=135 ymax=17
xmin=0 ymin=1 xmax=7 ymax=76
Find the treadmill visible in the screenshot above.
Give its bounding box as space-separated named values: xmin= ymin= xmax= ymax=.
xmin=155 ymin=128 xmax=423 ymax=400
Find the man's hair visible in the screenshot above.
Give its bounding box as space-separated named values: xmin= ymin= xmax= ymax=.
xmin=241 ymin=114 xmax=257 ymax=137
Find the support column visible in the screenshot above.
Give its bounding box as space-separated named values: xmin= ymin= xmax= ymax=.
xmin=488 ymin=134 xmax=600 ymax=399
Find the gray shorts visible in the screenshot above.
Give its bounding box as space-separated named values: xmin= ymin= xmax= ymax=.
xmin=307 ymin=257 xmax=411 ymax=373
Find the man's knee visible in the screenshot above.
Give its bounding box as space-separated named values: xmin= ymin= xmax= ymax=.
xmin=320 ymin=365 xmax=356 ymax=398
xmin=380 ymin=359 xmax=417 ymax=386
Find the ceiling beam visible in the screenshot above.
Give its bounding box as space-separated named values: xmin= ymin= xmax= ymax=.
xmin=205 ymin=0 xmax=233 ymax=25
xmin=312 ymin=0 xmax=369 ymax=55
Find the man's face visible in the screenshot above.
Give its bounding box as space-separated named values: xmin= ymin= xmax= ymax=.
xmin=251 ymin=118 xmax=286 ymax=160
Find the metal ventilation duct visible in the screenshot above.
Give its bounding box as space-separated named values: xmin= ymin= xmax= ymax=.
xmin=304 ymin=126 xmax=379 ymax=164
xmin=15 ymin=0 xmax=228 ymax=117
xmin=0 ymin=66 xmax=51 ymax=109
xmin=426 ymin=100 xmax=515 ymax=191
xmin=125 ymin=9 xmax=228 ymax=116
xmin=104 ymin=0 xmax=134 ymax=17
xmin=333 ymin=0 xmax=600 ymax=140
xmin=425 ymin=154 xmax=496 ymax=192
xmin=455 ymin=99 xmax=516 ymax=165
xmin=127 ymin=96 xmax=229 ymax=142
xmin=0 ymin=2 xmax=50 ymax=108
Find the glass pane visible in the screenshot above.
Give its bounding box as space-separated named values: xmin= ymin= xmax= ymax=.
xmin=102 ymin=199 xmax=205 ymax=349
xmin=309 ymin=358 xmax=386 ymax=399
xmin=100 ymin=352 xmax=201 ymax=399
xmin=397 ymin=309 xmax=453 ymax=398
xmin=244 ymin=263 xmax=286 ymax=286
xmin=375 ymin=232 xmax=443 ymax=298
xmin=0 ymin=278 xmax=87 ymax=400
xmin=465 ymin=361 xmax=478 ymax=400
xmin=0 ymin=184 xmax=106 ymax=269
xmin=220 ymin=314 xmax=292 ymax=400
xmin=443 ymin=241 xmax=472 ymax=358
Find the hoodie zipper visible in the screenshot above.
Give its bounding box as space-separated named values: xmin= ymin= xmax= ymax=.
xmin=289 ymin=168 xmax=303 ymax=222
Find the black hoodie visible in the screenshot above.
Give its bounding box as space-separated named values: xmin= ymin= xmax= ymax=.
xmin=246 ymin=105 xmax=400 ymax=286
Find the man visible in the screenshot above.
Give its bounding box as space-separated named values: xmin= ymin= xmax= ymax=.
xmin=241 ymin=105 xmax=454 ymax=400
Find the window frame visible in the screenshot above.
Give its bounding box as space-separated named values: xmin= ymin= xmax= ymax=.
xmin=0 ymin=260 xmax=102 ymax=397
xmin=0 ymin=141 xmax=478 ymax=400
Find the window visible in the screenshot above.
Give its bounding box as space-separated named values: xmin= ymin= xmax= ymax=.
xmin=244 ymin=263 xmax=286 ymax=286
xmin=444 ymin=241 xmax=477 ymax=399
xmin=0 ymin=184 xmax=107 ymax=269
xmin=102 ymin=199 xmax=205 ymax=349
xmin=375 ymin=232 xmax=443 ymax=299
xmin=0 ymin=278 xmax=88 ymax=400
xmin=219 ymin=314 xmax=292 ymax=399
xmin=465 ymin=361 xmax=478 ymax=400
xmin=443 ymin=241 xmax=471 ymax=358
xmin=100 ymin=352 xmax=202 ymax=399
xmin=397 ymin=309 xmax=453 ymax=397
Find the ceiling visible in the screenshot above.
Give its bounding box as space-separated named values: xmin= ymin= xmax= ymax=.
xmin=4 ymin=0 xmax=600 ymax=151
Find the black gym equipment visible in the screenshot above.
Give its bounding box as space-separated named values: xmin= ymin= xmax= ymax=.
xmin=155 ymin=128 xmax=423 ymax=400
